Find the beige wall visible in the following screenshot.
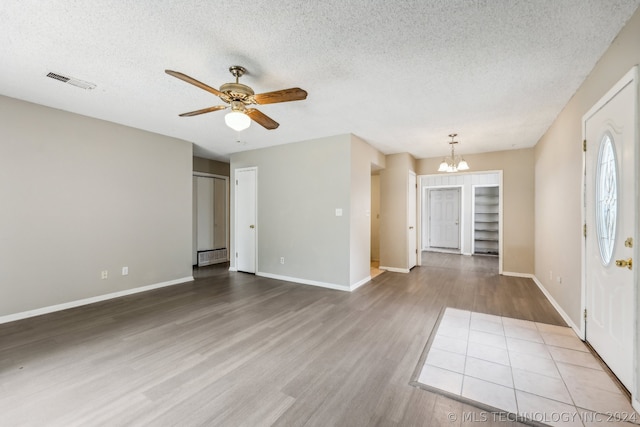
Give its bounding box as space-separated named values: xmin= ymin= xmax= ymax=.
xmin=230 ymin=135 xmax=353 ymax=287
xmin=417 ymin=148 xmax=535 ymax=274
xmin=0 ymin=96 xmax=193 ymax=318
xmin=193 ymin=156 xmax=230 ymax=176
xmin=534 ymin=8 xmax=640 ymax=329
xmin=379 ymin=153 xmax=417 ymax=270
xmin=230 ymin=134 xmax=384 ymax=289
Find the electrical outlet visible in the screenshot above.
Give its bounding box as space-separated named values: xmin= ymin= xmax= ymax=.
xmin=557 ymin=276 xmax=562 ymax=284
xmin=280 ymin=257 xmax=285 ymax=264
xmin=101 ymin=270 xmax=108 ymax=280
xmin=122 ymin=266 xmax=128 ymax=276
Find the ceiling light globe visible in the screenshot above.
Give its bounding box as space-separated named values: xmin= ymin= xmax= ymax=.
xmin=457 ymin=159 xmax=469 ymax=170
xmin=438 ymin=160 xmax=449 ymax=172
xmin=225 ymin=111 xmax=251 ymax=131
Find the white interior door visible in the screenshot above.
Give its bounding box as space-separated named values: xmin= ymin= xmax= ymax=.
xmin=196 ymin=176 xmax=215 ymax=251
xmin=235 ymin=167 xmax=257 ymax=273
xmin=408 ymin=172 xmax=417 ymax=269
xmin=213 ymin=178 xmax=227 ymax=249
xmin=429 ymin=188 xmax=460 ymax=249
xmin=584 ymin=69 xmax=636 ymax=391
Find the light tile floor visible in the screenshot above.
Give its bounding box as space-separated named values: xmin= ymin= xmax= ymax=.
xmin=370 ymin=261 xmax=385 ymax=279
xmin=416 ymin=308 xmax=640 ymax=426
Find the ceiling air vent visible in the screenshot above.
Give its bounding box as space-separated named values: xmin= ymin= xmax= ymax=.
xmin=46 ymin=72 xmax=96 ymax=90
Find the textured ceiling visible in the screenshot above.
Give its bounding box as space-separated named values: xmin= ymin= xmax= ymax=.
xmin=1 ymin=1 xmax=638 ymax=161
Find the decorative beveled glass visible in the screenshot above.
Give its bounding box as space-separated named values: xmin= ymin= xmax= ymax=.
xmin=595 ymin=132 xmax=618 ymax=266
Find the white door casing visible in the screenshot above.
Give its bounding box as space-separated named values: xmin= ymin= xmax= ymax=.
xmin=235 ymin=167 xmax=257 ymax=273
xmin=429 ymin=188 xmax=461 ymax=249
xmin=408 ymin=172 xmax=417 ymax=269
xmin=583 ymin=67 xmax=637 ymax=392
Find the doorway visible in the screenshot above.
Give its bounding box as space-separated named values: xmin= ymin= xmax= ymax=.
xmin=370 ymin=171 xmax=384 ymax=278
xmin=417 ymin=172 xmax=503 ymax=273
xmin=583 ymin=67 xmax=637 ymax=392
xmin=193 ymin=173 xmax=229 ymax=267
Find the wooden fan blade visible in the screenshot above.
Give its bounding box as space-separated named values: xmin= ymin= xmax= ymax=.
xmin=253 ymin=88 xmax=307 ymax=105
xmin=246 ymin=108 xmax=279 ymax=129
xmin=179 ymin=105 xmax=228 ymax=117
xmin=165 ymin=70 xmax=224 ymax=97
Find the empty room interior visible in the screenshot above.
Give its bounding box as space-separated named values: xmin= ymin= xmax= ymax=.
xmin=1 ymin=1 xmax=640 ymax=425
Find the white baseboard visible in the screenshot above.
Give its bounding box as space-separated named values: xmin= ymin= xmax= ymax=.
xmin=257 ymin=272 xmax=352 ymax=292
xmin=379 ymin=266 xmax=410 ymax=273
xmin=350 ymin=276 xmax=371 ymax=291
xmin=530 ymin=275 xmax=582 ymax=338
xmin=502 ymin=271 xmax=534 ymax=278
xmin=0 ymin=276 xmax=194 ymax=325
xmin=502 ymin=272 xmax=582 ymax=338
xmin=228 ymin=267 xmax=238 ymax=272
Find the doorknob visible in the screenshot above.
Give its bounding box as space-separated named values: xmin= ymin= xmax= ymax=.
xmin=249 ymin=224 xmax=255 ymax=229
xmin=615 ymin=258 xmax=632 ymax=270
xmin=409 ymin=226 xmax=414 ymax=230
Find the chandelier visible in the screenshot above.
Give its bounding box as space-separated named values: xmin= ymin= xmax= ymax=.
xmin=438 ymin=133 xmax=470 ymax=173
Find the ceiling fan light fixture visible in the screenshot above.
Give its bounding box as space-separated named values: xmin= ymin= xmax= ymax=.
xmin=225 ymin=111 xmax=251 ymax=131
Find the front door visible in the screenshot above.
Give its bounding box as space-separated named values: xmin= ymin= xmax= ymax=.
xmin=584 ymin=68 xmax=636 ymax=391
xmin=235 ymin=167 xmax=257 ymax=273
xmin=429 ymin=188 xmax=461 ymax=249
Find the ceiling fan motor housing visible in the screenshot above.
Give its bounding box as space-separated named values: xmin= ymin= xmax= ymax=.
xmin=219 ymin=82 xmax=255 ymax=105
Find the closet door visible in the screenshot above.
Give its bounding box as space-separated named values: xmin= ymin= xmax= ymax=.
xmin=196 ymin=176 xmax=215 ymax=251
xmin=213 ymin=178 xmax=226 ymax=249
xmin=192 ymin=177 xmax=198 ymax=265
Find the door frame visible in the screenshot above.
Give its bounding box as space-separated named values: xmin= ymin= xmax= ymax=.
xmin=193 ymin=172 xmax=230 ymax=262
xmin=232 ymin=166 xmax=258 ymax=273
xmin=580 ymin=66 xmax=638 ymax=406
xmin=424 ymin=186 xmax=463 ymax=252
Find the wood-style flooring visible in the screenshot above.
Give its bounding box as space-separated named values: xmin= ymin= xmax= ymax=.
xmin=0 ymin=253 xmax=565 ymax=426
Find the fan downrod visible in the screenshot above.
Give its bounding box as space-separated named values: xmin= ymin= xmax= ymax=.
xmin=229 ymin=65 xmax=247 ymax=82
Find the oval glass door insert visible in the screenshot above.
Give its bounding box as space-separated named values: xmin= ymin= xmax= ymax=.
xmin=595 ymin=132 xmax=618 ymax=265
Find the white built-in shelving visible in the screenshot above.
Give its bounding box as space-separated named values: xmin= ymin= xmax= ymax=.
xmin=474 ymin=186 xmax=499 ymax=255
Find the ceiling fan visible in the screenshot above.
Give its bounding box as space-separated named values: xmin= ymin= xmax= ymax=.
xmin=165 ymin=66 xmax=307 ymax=131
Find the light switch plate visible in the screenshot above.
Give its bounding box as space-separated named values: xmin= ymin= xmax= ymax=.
xmin=335 ymin=208 xmax=343 ymax=217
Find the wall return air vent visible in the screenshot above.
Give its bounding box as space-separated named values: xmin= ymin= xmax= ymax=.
xmin=46 ymin=72 xmax=96 ymax=90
